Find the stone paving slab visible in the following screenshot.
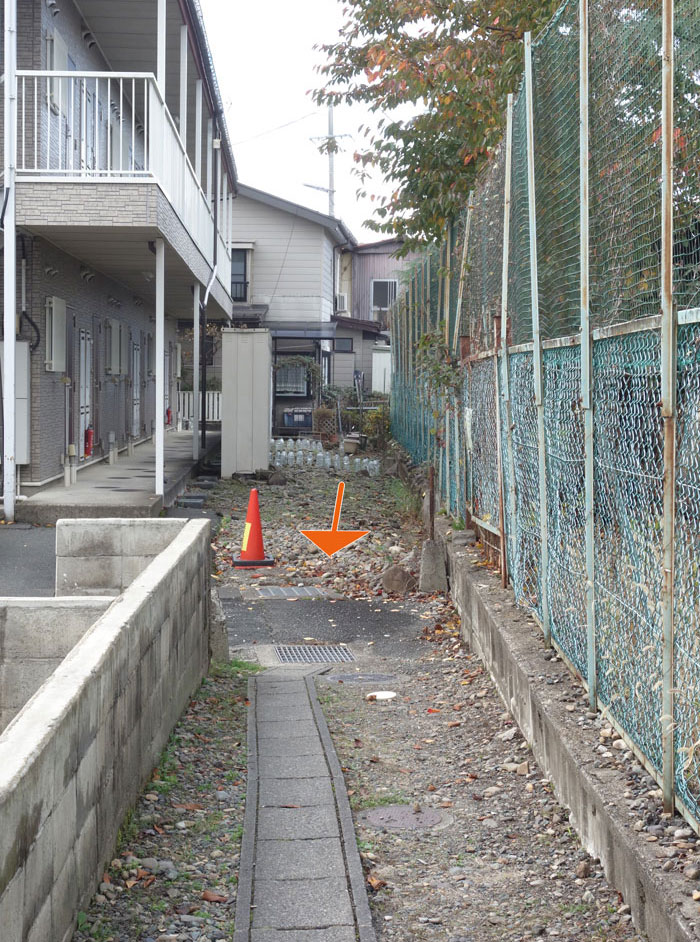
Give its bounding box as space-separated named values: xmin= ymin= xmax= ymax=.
xmin=257 ymin=721 xmax=319 ymax=741
xmin=255 ymin=736 xmax=324 ymax=757
xmin=250 ymin=929 xmax=356 ymax=942
xmin=256 ymin=700 xmax=315 ymax=722
xmin=257 ymin=754 xmax=329 ymax=780
xmin=252 ymin=878 xmax=354 ymax=930
xmin=257 ymin=805 xmax=339 ymax=841
xmin=254 ymin=838 xmax=345 ymax=880
xmin=258 ymin=777 xmax=335 ymax=808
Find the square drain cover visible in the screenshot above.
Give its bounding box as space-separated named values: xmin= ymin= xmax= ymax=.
xmin=242 ymin=586 xmax=335 ymax=601
xmin=275 ymin=644 xmax=355 ymax=664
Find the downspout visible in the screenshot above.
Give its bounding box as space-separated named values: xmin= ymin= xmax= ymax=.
xmin=200 ymin=117 xmax=220 ymax=451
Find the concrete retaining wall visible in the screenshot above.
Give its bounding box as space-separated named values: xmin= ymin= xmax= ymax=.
xmin=0 ymin=518 xmax=211 ymax=942
xmin=439 ymin=521 xmax=698 ymax=942
xmin=0 ymin=599 xmax=114 ymax=734
xmin=55 ymin=518 xmax=187 ymax=595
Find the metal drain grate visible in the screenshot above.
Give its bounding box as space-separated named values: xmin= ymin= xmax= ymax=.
xmin=242 ymin=586 xmax=334 ymax=601
xmin=275 ymin=644 xmax=355 ymax=664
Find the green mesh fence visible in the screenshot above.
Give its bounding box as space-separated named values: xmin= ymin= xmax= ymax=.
xmin=464 ymin=150 xmax=506 ymax=354
xmin=508 ymin=87 xmax=533 ymax=346
xmin=593 ymin=330 xmax=664 ymax=772
xmin=389 ymin=0 xmax=700 ymax=832
xmin=508 ymin=352 xmax=541 ymax=616
xmin=543 ymin=345 xmax=587 ymax=676
xmin=533 ymin=0 xmax=581 ymax=340
xmin=674 ymin=0 xmax=700 ymax=312
xmin=589 ymin=0 xmax=662 ymax=329
xmin=674 ymin=322 xmax=700 ymax=817
xmin=469 ymin=358 xmax=500 ymax=527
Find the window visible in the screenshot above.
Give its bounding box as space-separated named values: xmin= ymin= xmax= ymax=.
xmin=276 ymin=358 xmax=310 ymax=397
xmin=231 ymin=249 xmax=248 ymax=302
xmin=333 ymin=337 xmax=353 ymax=353
xmin=371 ymin=279 xmax=397 ymax=317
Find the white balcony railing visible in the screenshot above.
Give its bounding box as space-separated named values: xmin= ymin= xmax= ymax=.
xmin=16 ymin=70 xmax=231 ymax=291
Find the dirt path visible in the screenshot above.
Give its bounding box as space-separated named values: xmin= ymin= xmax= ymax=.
xmin=73 ymin=465 xmax=651 ymax=941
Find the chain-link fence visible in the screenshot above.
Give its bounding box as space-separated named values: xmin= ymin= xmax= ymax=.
xmin=389 ymin=0 xmax=700 ymax=831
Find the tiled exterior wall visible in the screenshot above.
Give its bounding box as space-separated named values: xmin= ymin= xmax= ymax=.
xmin=1 ymin=235 xmax=178 ymax=484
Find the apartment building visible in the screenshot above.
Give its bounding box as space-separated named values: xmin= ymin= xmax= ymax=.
xmin=1 ymin=0 xmax=236 ymax=514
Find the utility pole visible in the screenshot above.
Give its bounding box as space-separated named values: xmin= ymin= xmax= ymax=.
xmin=306 ymin=103 xmax=350 ymax=218
xmin=328 ymin=103 xmax=335 ymax=218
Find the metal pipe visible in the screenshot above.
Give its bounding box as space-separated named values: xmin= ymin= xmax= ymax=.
xmin=452 ymin=193 xmax=473 ymax=353
xmin=3 ymin=0 xmax=17 ymax=522
xmin=192 ymin=282 xmax=201 ymax=460
xmin=500 ymin=94 xmax=517 ymax=589
xmin=579 ymin=0 xmax=597 ymax=709
xmin=660 ymin=0 xmax=676 ymax=816
xmin=155 ymin=238 xmax=165 ymax=496
xmin=524 ymin=32 xmax=550 ymax=644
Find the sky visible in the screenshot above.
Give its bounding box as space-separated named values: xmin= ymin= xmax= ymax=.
xmin=199 ymin=0 xmax=399 ymax=244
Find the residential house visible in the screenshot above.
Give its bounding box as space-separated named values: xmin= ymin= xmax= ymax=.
xmin=1 ymin=0 xmax=236 ymax=515
xmin=228 ymin=183 xmax=355 ymax=435
xmin=334 ymin=237 xmax=414 ymax=394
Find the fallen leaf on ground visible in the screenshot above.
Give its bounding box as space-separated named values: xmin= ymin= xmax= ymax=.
xmin=202 ymin=890 xmax=228 ymax=903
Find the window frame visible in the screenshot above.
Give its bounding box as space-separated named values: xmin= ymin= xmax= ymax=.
xmin=333 ymin=337 xmax=354 ymax=353
xmin=370 ymin=278 xmax=398 ymax=318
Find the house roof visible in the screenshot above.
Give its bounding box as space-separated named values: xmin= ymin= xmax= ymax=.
xmin=236 ymin=184 xmax=356 ymax=246
xmin=332 ymin=315 xmax=384 ymax=334
xmin=185 ymin=0 xmax=237 ymax=189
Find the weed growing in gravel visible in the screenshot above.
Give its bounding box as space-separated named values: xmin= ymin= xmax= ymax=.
xmin=116 ymin=806 xmax=138 ymax=851
xmin=387 ymin=478 xmax=421 ymax=519
xmin=351 ymin=790 xmax=407 ymax=811
xmin=211 ymin=658 xmax=263 ymax=678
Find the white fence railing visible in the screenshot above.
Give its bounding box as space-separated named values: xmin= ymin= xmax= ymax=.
xmin=16 ymin=70 xmax=231 ymax=290
xmin=178 ymin=391 xmax=221 ymax=423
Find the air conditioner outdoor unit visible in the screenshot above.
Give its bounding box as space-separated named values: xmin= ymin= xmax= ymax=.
xmin=335 ymin=293 xmax=348 ymax=312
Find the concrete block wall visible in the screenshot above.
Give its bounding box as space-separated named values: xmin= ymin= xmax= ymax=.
xmin=0 ymin=518 xmax=211 ymax=942
xmin=0 ymin=599 xmax=113 ymax=734
xmin=55 ymin=518 xmax=187 ymax=596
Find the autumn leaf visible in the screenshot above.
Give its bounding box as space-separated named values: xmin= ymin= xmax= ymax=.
xmin=202 ymin=890 xmax=228 ymax=903
xmin=367 ymin=873 xmax=387 ymax=891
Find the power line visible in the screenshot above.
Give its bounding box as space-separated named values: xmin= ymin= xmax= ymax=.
xmin=232 ymin=111 xmax=319 ymax=146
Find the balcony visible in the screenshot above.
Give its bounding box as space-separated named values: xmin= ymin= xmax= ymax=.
xmin=16 ymin=70 xmax=231 ymax=292
xmin=232 ymin=281 xmax=249 ymax=302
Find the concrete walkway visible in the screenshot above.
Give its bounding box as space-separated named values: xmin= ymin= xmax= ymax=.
xmin=12 ymin=431 xmax=220 ymax=525
xmin=234 ymin=666 xmax=376 ymax=942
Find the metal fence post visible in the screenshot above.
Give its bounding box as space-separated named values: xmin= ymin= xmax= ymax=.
xmin=453 ymin=193 xmax=474 ymax=354
xmin=500 ymin=94 xmax=517 ymax=590
xmin=660 ymin=0 xmax=676 ymax=816
xmin=525 ymin=32 xmax=551 ymax=644
xmin=579 ymin=0 xmax=596 ymax=708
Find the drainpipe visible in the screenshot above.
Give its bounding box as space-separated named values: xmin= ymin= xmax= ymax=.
xmin=200 ymin=121 xmax=220 ymax=452
xmin=2 ymin=0 xmax=17 ymax=521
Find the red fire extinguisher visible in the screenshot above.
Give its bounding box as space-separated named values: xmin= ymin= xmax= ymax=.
xmin=84 ymin=426 xmax=94 ymax=457
xmin=166 ymin=407 xmax=172 ymax=426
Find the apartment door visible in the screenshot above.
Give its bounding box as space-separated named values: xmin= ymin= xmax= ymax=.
xmin=132 ymin=341 xmax=141 ymax=437
xmin=78 ymin=328 xmax=92 ymax=459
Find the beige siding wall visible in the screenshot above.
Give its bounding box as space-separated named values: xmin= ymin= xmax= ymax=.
xmin=231 ymin=195 xmax=326 ymax=323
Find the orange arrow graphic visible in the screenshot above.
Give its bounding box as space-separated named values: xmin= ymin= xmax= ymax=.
xmin=300 ymin=481 xmax=369 ymax=557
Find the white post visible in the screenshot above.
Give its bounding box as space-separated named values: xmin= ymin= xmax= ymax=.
xmin=660 ymin=0 xmax=676 ymax=816
xmin=155 ymin=239 xmax=165 ymax=496
xmin=524 ymin=31 xmax=550 ymax=644
xmin=179 ymin=24 xmax=188 ymax=148
xmin=195 ymin=79 xmax=203 ymax=182
xmin=157 ymin=0 xmax=167 ymax=94
xmin=206 ymin=117 xmax=213 ymax=203
xmin=3 ymin=0 xmax=17 ymax=522
xmin=223 ymin=172 xmax=228 ymax=251
xmin=579 ymin=0 xmax=596 ymax=708
xmin=193 ymin=282 xmax=201 ymax=460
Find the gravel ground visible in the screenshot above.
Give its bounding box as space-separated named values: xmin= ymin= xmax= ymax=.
xmin=73 ymin=660 xmax=256 ymax=942
xmin=70 ymin=462 xmax=683 ymax=940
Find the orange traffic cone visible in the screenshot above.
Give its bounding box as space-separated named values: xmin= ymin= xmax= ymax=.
xmin=234 ymin=488 xmax=275 ymax=568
